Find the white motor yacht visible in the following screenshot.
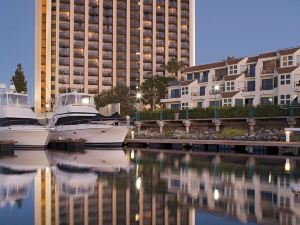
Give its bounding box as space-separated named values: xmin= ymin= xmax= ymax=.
xmin=0 ymin=85 xmax=52 ymax=149
xmin=49 ymin=91 xmax=129 ymax=147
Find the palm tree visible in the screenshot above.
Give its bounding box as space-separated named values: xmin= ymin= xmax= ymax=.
xmin=164 ymin=58 xmax=186 ymax=77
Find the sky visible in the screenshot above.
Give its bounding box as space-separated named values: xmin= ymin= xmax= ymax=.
xmin=1 ymin=0 xmax=300 ymax=97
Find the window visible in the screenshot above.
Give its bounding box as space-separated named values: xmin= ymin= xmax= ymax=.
xmin=282 ymin=55 xmax=293 ymax=67
xmin=200 ymin=86 xmax=205 ymax=96
xmin=280 ymin=74 xmax=291 ymax=85
xmin=194 ymin=72 xmax=200 ymax=81
xmin=197 ymin=102 xmax=203 ymax=108
xmin=235 ymin=99 xmax=243 ymax=106
xmin=261 ymin=79 xmax=273 ymax=90
xmin=274 ymin=76 xmax=278 ymax=88
xmin=202 ymin=71 xmax=209 ymax=82
xmin=280 ymin=94 xmax=291 ymax=105
xmin=245 ymin=98 xmax=254 ymax=106
xmin=209 ymin=100 xmax=222 ymax=107
xmin=247 ymin=81 xmax=255 ymax=92
xmin=249 ymin=64 xmax=256 ymax=76
xmin=262 ymin=60 xmax=276 ymax=74
xmin=229 ymin=65 xmax=238 ymax=75
xmin=223 ymin=98 xmax=232 ymax=107
xmin=171 ymin=89 xmax=180 ymax=98
xmin=226 ymin=81 xmax=234 ymax=91
xmin=181 ymin=86 xmax=188 ymax=95
xmin=187 ymin=73 xmax=193 ymax=80
xmin=261 ymin=97 xmax=273 ymax=105
xmin=181 ymin=102 xmax=188 ymax=109
xmin=171 ymin=103 xmax=180 ymax=110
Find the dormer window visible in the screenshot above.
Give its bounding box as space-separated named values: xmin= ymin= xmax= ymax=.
xmin=282 ymin=55 xmax=293 ymax=67
xmin=226 ymin=81 xmax=234 ymax=91
xmin=229 ymin=65 xmax=238 ymax=75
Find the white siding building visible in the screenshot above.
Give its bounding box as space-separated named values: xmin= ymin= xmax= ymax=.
xmin=161 ymin=47 xmax=300 ymax=110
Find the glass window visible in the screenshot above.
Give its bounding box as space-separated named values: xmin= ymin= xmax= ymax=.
xmin=235 ymin=99 xmax=243 ymax=106
xmin=245 ymin=98 xmax=254 ymax=106
xmin=181 ymin=102 xmax=188 ymax=109
xmin=197 ymin=102 xmax=203 ymax=108
xmin=226 ymin=81 xmax=234 ymax=91
xmin=171 ymin=103 xmax=180 ymax=110
xmin=247 ymin=81 xmax=255 ymax=92
xmin=181 ymin=86 xmax=189 ymax=95
xmin=223 ymin=98 xmax=232 ymax=107
xmin=262 ymin=79 xmax=273 ymax=90
xmin=274 ymin=76 xmax=278 ymax=88
xmin=6 ymin=94 xmax=30 ymax=106
xmin=249 ymin=64 xmax=256 ymax=76
xmin=194 ymin=72 xmax=200 ymax=81
xmin=200 ymin=86 xmax=205 ymax=96
xmin=280 ymin=94 xmax=291 ymax=105
xmin=261 ymin=97 xmax=273 ymax=105
xmin=229 ymin=65 xmax=238 ymax=75
xmin=280 ymin=74 xmax=291 ymax=85
xmin=171 ymin=89 xmax=180 ymax=98
xmin=282 ymin=55 xmax=293 ymax=67
xmin=209 ymin=100 xmax=222 ymax=107
xmin=202 ymin=71 xmax=209 ymax=82
xmin=187 ymin=73 xmax=193 ymax=80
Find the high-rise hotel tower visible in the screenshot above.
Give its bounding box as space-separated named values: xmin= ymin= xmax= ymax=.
xmin=35 ymin=0 xmax=195 ymax=113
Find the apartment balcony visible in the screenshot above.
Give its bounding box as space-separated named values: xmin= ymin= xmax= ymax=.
xmin=58 ymin=67 xmax=70 ymax=75
xmin=89 ymin=0 xmax=98 ymax=7
xmin=143 ymin=39 xmax=152 ymax=45
xmin=103 ymin=34 xmax=113 ymax=42
xmin=59 ymin=22 xmax=70 ymax=30
xmin=117 ymin=53 xmax=126 ymax=60
xmin=157 ymin=7 xmax=165 ymax=15
xmin=88 ymin=50 xmax=98 ymax=58
xmin=156 ymin=40 xmax=165 ymax=47
xmin=74 ymin=32 xmax=84 ymax=40
xmin=88 ymin=68 xmax=99 ymax=76
xmin=157 ymin=24 xmax=165 ymax=31
xmin=169 ymin=49 xmax=177 ymax=57
xmin=102 ymin=70 xmax=112 ymax=77
xmin=261 ymin=68 xmax=275 ymax=75
xmin=74 ymin=40 xmax=84 ymax=48
xmin=130 ymin=72 xmax=140 ymax=78
xmin=143 ymin=57 xmax=152 ymax=63
xmin=144 ymin=5 xmax=152 ymax=14
xmin=88 ymin=42 xmax=99 ymax=50
xmin=117 ymin=27 xmax=126 ymax=35
xmin=103 ymin=52 xmax=113 ymax=60
xmin=117 ymin=45 xmax=126 ymax=52
xmin=74 ymin=23 xmax=85 ymax=31
xmin=143 ymin=47 xmax=152 ymax=54
xmin=89 ymin=60 xmax=98 ymax=68
xmin=181 ymin=18 xmax=189 ymax=25
xmin=103 ymin=44 xmax=113 ymax=51
xmin=169 ymin=17 xmax=177 ymax=24
xmin=59 ymin=57 xmax=70 ymax=66
xmin=181 ymin=34 xmax=189 ymax=41
xmin=74 ymin=0 xmax=85 ymax=5
xmin=103 ymin=61 xmax=112 ymax=68
xmin=60 ymin=0 xmax=70 ymax=3
xmin=89 ymin=16 xmax=99 ymax=24
xmin=143 ymin=73 xmax=153 ymax=79
xmin=59 ymin=48 xmax=70 ymax=57
xmin=143 ymin=30 xmax=152 ymax=37
xmin=131 ymin=5 xmax=140 ymax=12
xmin=58 ymin=87 xmax=67 ymax=93
xmin=181 ymin=50 xmax=189 ymax=57
xmin=88 ymin=78 xmax=98 ymax=85
xmin=169 ymin=33 xmax=177 ymax=40
xmin=58 ymin=77 xmax=69 ymax=84
xmin=130 ymin=64 xmax=140 ymax=70
xmin=89 ymin=33 xmax=99 ymax=42
xmin=181 ymin=42 xmax=189 ymax=49
xmin=60 ymin=4 xmax=70 ymax=12
xmin=59 ymin=31 xmax=70 ymax=39
xmin=73 ymin=67 xmax=84 ymax=75
xmin=74 ymin=14 xmax=85 ymax=22
xmin=117 ymin=18 xmax=126 ymax=26
xmin=73 ymin=77 xmax=84 ymax=85
xmin=89 ymin=24 xmax=99 ymax=32
xmin=103 ymin=9 xmax=113 ymax=17
xmin=181 ymin=10 xmax=189 ymax=18
xmin=169 ymin=25 xmax=177 ymax=32
xmin=103 ymin=80 xmax=113 ymax=86
xmin=169 ymin=42 xmax=177 ymax=48
xmin=74 ymin=58 xmax=84 ymax=67
xmin=74 ymin=5 xmax=85 ymax=14
xmin=59 ymin=13 xmax=69 ymax=21
xmin=89 ymin=7 xmax=99 ymax=16
xmin=143 ymin=63 xmax=152 ymax=71
xmin=116 ymin=70 xmax=127 ymax=78
xmin=156 ymin=16 xmax=165 ymax=23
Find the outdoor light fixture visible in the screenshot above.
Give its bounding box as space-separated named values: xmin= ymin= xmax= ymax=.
xmin=213 ymin=188 xmax=220 ymax=201
xmin=285 ymin=158 xmax=291 ymax=172
xmin=136 ymin=92 xmax=142 ymax=99
xmin=214 ymin=84 xmax=220 ymax=91
xmin=136 ymin=177 xmax=142 ymax=190
xmin=81 ymin=97 xmax=90 ymax=104
xmin=268 ymin=172 xmax=272 ymax=183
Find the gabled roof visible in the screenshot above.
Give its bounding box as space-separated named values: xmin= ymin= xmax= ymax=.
xmin=224 ymin=74 xmax=242 ymax=81
xmin=183 ymin=61 xmax=226 ymax=73
xmin=258 ymin=51 xmax=277 ymax=59
xmin=276 ymin=66 xmax=298 ymax=74
xmin=247 ymin=56 xmax=258 ymax=64
xmin=227 ymin=58 xmax=244 ymax=65
xmin=221 ymin=91 xmax=239 ymax=98
xmin=180 ymin=80 xmax=194 ymax=86
xmin=278 ymin=47 xmax=300 ymax=56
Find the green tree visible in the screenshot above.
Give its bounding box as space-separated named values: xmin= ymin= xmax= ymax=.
xmin=11 ymin=63 xmax=28 ymax=93
xmin=94 ymin=86 xmax=135 ymax=116
xmin=141 ymin=76 xmax=175 ymax=111
xmin=164 ymin=58 xmax=186 ymax=77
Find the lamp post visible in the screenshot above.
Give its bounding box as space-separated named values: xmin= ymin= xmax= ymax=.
xmin=214 ymin=84 xmax=220 ymax=119
xmin=136 ymin=91 xmax=142 ymax=121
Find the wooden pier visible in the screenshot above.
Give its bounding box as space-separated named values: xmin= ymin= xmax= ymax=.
xmin=0 ymin=141 xmax=15 ymax=157
xmin=125 ymin=138 xmax=300 ymax=156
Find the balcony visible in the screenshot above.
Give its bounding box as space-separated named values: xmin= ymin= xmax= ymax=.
xmin=74 ymin=58 xmax=84 ymax=67
xmin=89 ymin=24 xmax=99 ymax=32
xmin=59 ymin=57 xmax=70 ymax=66
xmin=74 ymin=40 xmax=84 ymax=48
xmin=74 ymin=31 xmax=84 ymax=40
xmin=89 ymin=16 xmax=99 ymax=24
xmin=60 ymin=31 xmax=70 ymax=39
xmin=89 ymin=60 xmax=99 ymax=68
xmin=74 ymin=67 xmax=84 ymax=75
xmin=88 ymin=50 xmax=98 ymax=58
xmin=74 ymin=14 xmax=84 ymax=22
xmin=88 ymin=42 xmax=99 ymax=50
xmin=59 ymin=13 xmax=70 ymax=21
xmin=89 ymin=7 xmax=99 ymax=16
xmin=60 ymin=22 xmax=70 ymax=30
xmin=88 ymin=79 xmax=98 ymax=85
xmin=103 ymin=61 xmax=112 ymax=68
xmin=59 ymin=48 xmax=70 ymax=57
xmin=88 ymin=68 xmax=99 ymax=76
xmin=58 ymin=67 xmax=69 ymax=75
xmin=74 ymin=23 xmax=85 ymax=31
xmin=74 ymin=5 xmax=85 ymax=14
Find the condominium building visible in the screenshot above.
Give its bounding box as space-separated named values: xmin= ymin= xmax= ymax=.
xmin=35 ymin=0 xmax=195 ymax=113
xmin=161 ymin=47 xmax=300 ymax=110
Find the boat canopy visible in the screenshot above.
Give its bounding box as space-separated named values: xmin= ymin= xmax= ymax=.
xmin=0 ymin=91 xmax=30 ymax=107
xmin=58 ymin=92 xmax=95 ymax=107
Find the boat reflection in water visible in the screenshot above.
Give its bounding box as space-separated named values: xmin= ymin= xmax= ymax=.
xmin=0 ymin=149 xmax=300 ymax=225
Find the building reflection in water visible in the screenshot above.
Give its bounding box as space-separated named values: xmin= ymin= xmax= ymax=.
xmin=1 ymin=150 xmax=300 ymax=225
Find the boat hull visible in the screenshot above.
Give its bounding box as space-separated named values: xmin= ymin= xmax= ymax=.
xmin=0 ymin=126 xmax=52 ymax=149
xmin=51 ymin=124 xmax=129 ymax=147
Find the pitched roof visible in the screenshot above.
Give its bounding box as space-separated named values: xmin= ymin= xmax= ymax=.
xmin=221 ymin=91 xmax=239 ymax=98
xmin=278 ymin=47 xmax=300 ymax=56
xmin=276 ymin=66 xmax=298 ymax=74
xmin=180 ymin=80 xmax=194 ymax=86
xmin=224 ymin=74 xmax=242 ymax=81
xmin=227 ymin=58 xmax=243 ymax=65
xmin=258 ymin=51 xmax=277 ymax=59
xmin=183 ymin=61 xmax=226 ymax=73
xmin=247 ymin=56 xmax=258 ymax=64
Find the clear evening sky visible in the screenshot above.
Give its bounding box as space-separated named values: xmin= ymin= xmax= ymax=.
xmin=1 ymin=0 xmax=300 ymax=98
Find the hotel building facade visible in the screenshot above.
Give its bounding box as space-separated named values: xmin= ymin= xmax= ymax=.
xmin=161 ymin=47 xmax=300 ymax=110
xmin=35 ymin=0 xmax=195 ymax=113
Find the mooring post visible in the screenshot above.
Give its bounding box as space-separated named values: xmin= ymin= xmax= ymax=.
xmin=157 ymin=121 xmax=165 ymax=134
xmin=183 ymin=120 xmax=191 ymax=133
xmin=247 ymin=118 xmax=256 ymax=132
xmin=135 ymin=121 xmax=142 ymax=134
xmin=212 ymin=119 xmax=221 ymax=132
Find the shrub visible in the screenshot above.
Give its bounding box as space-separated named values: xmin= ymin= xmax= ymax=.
xmin=219 ymin=128 xmax=245 ymax=139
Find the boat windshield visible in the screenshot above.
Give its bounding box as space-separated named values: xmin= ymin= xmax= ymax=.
xmin=0 ymin=93 xmax=30 ymax=107
xmin=59 ymin=93 xmax=95 ymax=106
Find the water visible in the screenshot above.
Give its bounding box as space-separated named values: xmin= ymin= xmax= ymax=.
xmin=0 ymin=149 xmax=299 ymax=225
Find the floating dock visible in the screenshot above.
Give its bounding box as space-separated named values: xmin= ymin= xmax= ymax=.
xmin=125 ymin=139 xmax=300 ymax=156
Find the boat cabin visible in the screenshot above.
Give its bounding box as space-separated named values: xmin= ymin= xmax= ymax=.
xmin=56 ymin=92 xmax=95 ymax=107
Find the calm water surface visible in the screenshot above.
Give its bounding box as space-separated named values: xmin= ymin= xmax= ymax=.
xmin=0 ymin=149 xmax=299 ymax=225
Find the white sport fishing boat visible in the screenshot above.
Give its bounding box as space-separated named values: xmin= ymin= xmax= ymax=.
xmin=0 ymin=84 xmax=52 ymax=149
xmin=49 ymin=91 xmax=129 ymax=147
